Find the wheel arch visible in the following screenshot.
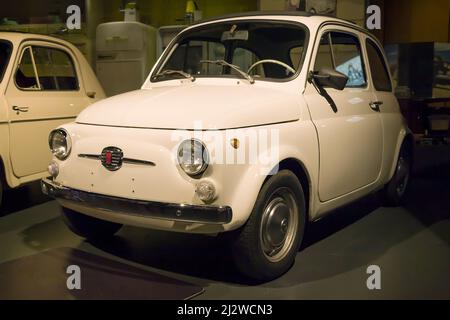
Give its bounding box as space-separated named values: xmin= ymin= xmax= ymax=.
xmin=402 ymin=133 xmax=415 ymax=164
xmin=388 ymin=130 xmax=415 ymax=181
xmin=226 ymin=143 xmax=318 ymax=231
xmin=0 ymin=156 xmax=8 ymax=190
xmin=263 ymin=158 xmax=312 ymax=221
xmin=0 ymin=153 xmax=16 ymax=190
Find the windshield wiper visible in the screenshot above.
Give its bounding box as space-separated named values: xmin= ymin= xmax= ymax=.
xmin=152 ymin=69 xmax=195 ymax=82
xmin=200 ymin=59 xmax=255 ymax=84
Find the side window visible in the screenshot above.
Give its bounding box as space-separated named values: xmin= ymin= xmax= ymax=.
xmin=16 ymin=47 xmax=39 ymax=90
xmin=366 ymin=39 xmax=392 ymax=92
xmin=314 ymin=31 xmax=367 ymax=88
xmin=332 ymin=32 xmax=366 ymax=87
xmin=32 ymin=47 xmax=78 ymax=91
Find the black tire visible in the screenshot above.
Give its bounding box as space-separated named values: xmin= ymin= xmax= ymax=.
xmin=383 ymin=144 xmax=412 ymax=206
xmin=61 ymin=207 xmax=122 ymax=240
xmin=0 ymin=179 xmax=3 ymax=208
xmin=229 ymin=170 xmax=306 ymax=282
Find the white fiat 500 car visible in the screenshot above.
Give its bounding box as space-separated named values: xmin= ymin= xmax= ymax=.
xmin=42 ymin=12 xmax=413 ymax=281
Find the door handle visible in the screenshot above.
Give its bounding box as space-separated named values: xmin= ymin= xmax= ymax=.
xmin=369 ymin=101 xmax=383 ymax=112
xmin=12 ymin=106 xmax=29 ymax=114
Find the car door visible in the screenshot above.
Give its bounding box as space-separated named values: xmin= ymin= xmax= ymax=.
xmin=5 ymin=41 xmax=88 ymax=178
xmin=303 ymin=26 xmax=383 ymax=202
xmin=364 ymin=37 xmax=401 ymax=172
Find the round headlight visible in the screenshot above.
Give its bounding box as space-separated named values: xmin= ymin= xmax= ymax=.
xmin=49 ymin=129 xmax=71 ymax=160
xmin=177 ymin=139 xmax=209 ymax=177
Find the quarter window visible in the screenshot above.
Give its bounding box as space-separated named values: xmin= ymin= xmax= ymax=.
xmin=314 ymin=31 xmax=367 ymax=88
xmin=314 ymin=33 xmax=334 ymax=71
xmin=366 ymin=39 xmax=392 ymax=92
xmin=290 ymin=46 xmax=304 ymax=70
xmin=16 ymin=47 xmax=39 ymax=90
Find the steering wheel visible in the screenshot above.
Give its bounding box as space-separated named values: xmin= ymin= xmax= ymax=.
xmin=247 ymin=59 xmax=296 ymax=76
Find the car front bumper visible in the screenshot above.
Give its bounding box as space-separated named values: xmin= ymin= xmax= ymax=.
xmin=41 ymin=178 xmax=233 ymax=226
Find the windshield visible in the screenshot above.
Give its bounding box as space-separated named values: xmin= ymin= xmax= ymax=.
xmin=153 ymin=21 xmax=308 ymax=82
xmin=0 ymin=41 xmax=12 ymax=83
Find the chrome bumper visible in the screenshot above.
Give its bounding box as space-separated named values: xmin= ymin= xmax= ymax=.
xmin=41 ymin=178 xmax=232 ymax=225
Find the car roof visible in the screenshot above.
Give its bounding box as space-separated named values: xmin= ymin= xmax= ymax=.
xmin=0 ymin=31 xmax=73 ymax=46
xmin=188 ymin=11 xmax=378 ymax=46
xmin=193 ymin=11 xmax=357 ymax=27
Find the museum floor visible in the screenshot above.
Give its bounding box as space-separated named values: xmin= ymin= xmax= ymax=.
xmin=1 ymin=145 xmax=449 ymax=299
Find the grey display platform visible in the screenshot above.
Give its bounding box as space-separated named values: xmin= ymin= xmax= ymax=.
xmin=0 ymin=247 xmax=203 ymax=300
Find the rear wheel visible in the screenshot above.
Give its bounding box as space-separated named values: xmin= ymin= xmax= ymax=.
xmin=383 ymin=145 xmax=412 ymax=206
xmin=229 ymin=170 xmax=306 ymax=281
xmin=61 ymin=207 xmax=122 ymax=240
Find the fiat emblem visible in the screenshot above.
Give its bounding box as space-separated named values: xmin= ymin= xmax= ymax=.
xmin=101 ymin=147 xmax=123 ymax=171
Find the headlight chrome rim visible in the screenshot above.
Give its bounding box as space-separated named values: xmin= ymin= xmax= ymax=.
xmin=177 ymin=139 xmax=209 ymax=177
xmin=49 ymin=128 xmax=71 ymax=160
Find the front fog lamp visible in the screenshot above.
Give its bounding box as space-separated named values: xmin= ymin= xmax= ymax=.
xmin=49 ymin=129 xmax=71 ymax=160
xmin=177 ymin=139 xmax=209 ymax=177
xmin=48 ymin=161 xmax=59 ymax=178
xmin=195 ymin=180 xmax=217 ymax=203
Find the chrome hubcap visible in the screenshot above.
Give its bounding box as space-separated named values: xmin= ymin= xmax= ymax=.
xmin=396 ymin=156 xmax=409 ymax=197
xmin=260 ymin=188 xmax=299 ymax=262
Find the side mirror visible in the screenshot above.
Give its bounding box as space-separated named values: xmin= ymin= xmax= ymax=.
xmin=310 ymin=68 xmax=348 ymax=91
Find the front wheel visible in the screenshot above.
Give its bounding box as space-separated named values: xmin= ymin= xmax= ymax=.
xmin=229 ymin=170 xmax=306 ymax=282
xmin=0 ymin=179 xmax=3 ymax=208
xmin=61 ymin=207 xmax=122 ymax=240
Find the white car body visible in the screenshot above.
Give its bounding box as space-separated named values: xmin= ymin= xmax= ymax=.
xmin=42 ymin=12 xmax=413 ymax=280
xmin=0 ymin=32 xmax=104 ymax=196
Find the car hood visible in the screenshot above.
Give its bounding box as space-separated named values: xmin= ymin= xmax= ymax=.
xmin=76 ymin=84 xmax=300 ymax=130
